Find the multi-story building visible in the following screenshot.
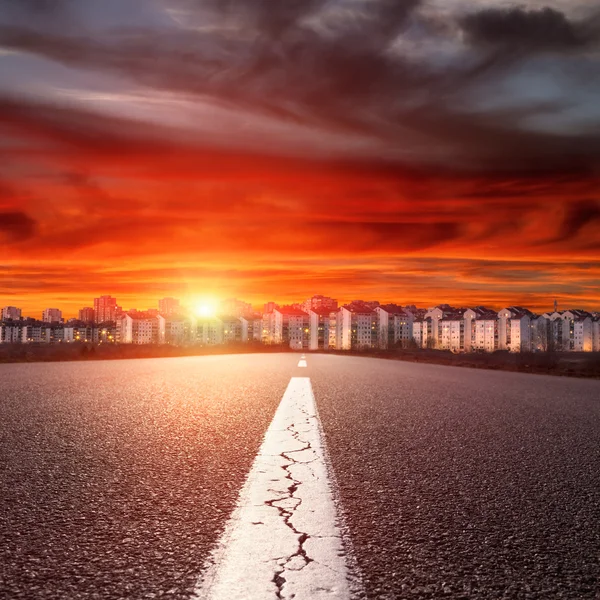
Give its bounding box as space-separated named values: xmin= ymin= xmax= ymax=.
xmin=412 ymin=319 xmax=434 ymax=348
xmin=1 ymin=306 xmax=22 ymax=321
xmin=219 ymin=316 xmax=243 ymax=343
xmin=302 ymin=295 xmax=338 ymax=314
xmin=0 ymin=323 xmax=23 ymax=343
xmin=263 ymin=301 xmax=279 ymax=314
xmin=497 ymin=307 xmax=533 ymax=352
xmin=94 ymin=296 xmax=118 ymax=323
xmin=309 ymin=307 xmax=336 ymax=350
xmin=464 ymin=307 xmax=498 ymax=352
xmin=221 ymin=298 xmax=252 ymax=318
xmin=97 ymin=323 xmax=117 ymax=344
xmin=64 ymin=323 xmax=97 ymax=343
xmin=42 ymin=308 xmax=62 ymax=323
xmin=195 ymin=317 xmax=224 ymax=345
xmin=337 ymin=303 xmax=378 ymax=350
xmin=21 ymin=323 xmax=51 ymax=343
xmin=158 ymin=297 xmax=181 ymax=317
xmin=240 ymin=314 xmax=263 ymax=342
xmin=375 ymin=304 xmax=414 ymax=349
xmin=544 ymin=310 xmax=594 ymax=352
xmin=592 ymin=315 xmax=600 ymax=352
xmin=424 ymin=305 xmax=467 ymax=351
xmin=157 ymin=316 xmax=190 ymax=345
xmin=120 ymin=314 xmax=157 ymax=344
xmin=271 ymin=307 xmax=309 ymax=349
xmin=78 ymin=307 xmax=95 ymax=322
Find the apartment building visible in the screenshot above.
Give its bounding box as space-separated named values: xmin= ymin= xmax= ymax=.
xmin=545 ymin=310 xmax=594 ymax=352
xmin=497 ymin=307 xmax=533 ymax=352
xmin=309 ymin=307 xmax=335 ymax=350
xmin=220 ymin=298 xmax=252 ymax=318
xmin=424 ymin=305 xmax=468 ymax=351
xmin=220 ymin=316 xmax=243 ymax=343
xmin=195 ymin=317 xmax=224 ymax=345
xmin=64 ymin=324 xmax=96 ymax=343
xmin=0 ymin=324 xmax=22 ymax=343
xmin=21 ymin=324 xmax=51 ymax=343
xmin=120 ymin=314 xmax=158 ymax=344
xmin=94 ymin=296 xmax=119 ymax=323
xmin=464 ymin=307 xmax=498 ymax=353
xmin=158 ymin=297 xmax=181 ymax=317
xmin=337 ymin=303 xmax=377 ymax=350
xmin=1 ymin=306 xmax=21 ymax=320
xmin=270 ymin=307 xmax=309 ymax=349
xmin=240 ymin=314 xmax=263 ymax=342
xmin=592 ymin=316 xmax=600 ymax=352
xmin=157 ymin=316 xmax=190 ymax=345
xmin=375 ymin=304 xmax=414 ymax=349
xmin=302 ymin=295 xmax=338 ymax=314
xmin=78 ymin=307 xmax=95 ymax=322
xmin=42 ymin=308 xmax=62 ymax=323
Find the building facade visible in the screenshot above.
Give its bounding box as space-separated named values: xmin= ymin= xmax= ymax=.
xmin=42 ymin=308 xmax=63 ymax=323
xmin=94 ymin=296 xmax=119 ymax=323
xmin=1 ymin=306 xmax=22 ymax=321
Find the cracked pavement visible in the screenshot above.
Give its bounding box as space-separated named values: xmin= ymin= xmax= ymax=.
xmin=3 ymin=353 xmax=600 ymax=599
xmin=194 ymin=376 xmax=355 ymax=600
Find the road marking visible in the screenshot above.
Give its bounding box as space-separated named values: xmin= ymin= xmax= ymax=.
xmin=193 ymin=377 xmax=354 ymax=600
xmin=298 ymin=359 xmax=307 ymax=367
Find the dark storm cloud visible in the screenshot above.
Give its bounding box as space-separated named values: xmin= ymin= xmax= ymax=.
xmin=460 ymin=6 xmax=600 ymax=52
xmin=0 ymin=212 xmax=37 ymax=242
xmin=0 ymin=0 xmax=599 ymax=174
xmin=555 ymin=199 xmax=600 ymax=243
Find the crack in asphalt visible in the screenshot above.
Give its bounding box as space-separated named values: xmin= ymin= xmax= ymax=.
xmin=266 ymin=405 xmax=320 ymax=599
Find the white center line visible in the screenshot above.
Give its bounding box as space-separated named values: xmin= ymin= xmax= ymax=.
xmin=193 ymin=377 xmax=355 ymax=600
xmin=298 ymin=359 xmax=307 ymax=367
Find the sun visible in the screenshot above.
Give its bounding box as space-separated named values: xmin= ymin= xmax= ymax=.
xmin=194 ymin=300 xmax=217 ymax=318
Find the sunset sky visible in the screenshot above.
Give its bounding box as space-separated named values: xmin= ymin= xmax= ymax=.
xmin=1 ymin=0 xmax=599 ymax=317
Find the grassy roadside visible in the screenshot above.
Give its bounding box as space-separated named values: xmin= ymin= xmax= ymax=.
xmin=1 ymin=343 xmax=599 ymax=379
xmin=314 ymin=348 xmax=600 ymax=379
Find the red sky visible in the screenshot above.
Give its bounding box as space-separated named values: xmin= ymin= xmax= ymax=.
xmin=1 ymin=0 xmax=599 ymax=318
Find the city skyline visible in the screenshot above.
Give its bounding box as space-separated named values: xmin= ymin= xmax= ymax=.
xmin=1 ymin=289 xmax=597 ymax=323
xmin=1 ymin=1 xmax=599 ymax=315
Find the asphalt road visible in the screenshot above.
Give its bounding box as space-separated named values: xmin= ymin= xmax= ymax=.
xmin=310 ymin=355 xmax=600 ymax=599
xmin=2 ymin=353 xmax=600 ymax=599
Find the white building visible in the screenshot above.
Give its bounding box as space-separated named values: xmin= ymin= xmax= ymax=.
xmin=240 ymin=315 xmax=263 ymax=342
xmin=497 ymin=307 xmax=533 ymax=352
xmin=21 ymin=324 xmax=51 ymax=343
xmin=1 ymin=306 xmax=22 ymax=320
xmin=158 ymin=297 xmax=181 ymax=317
xmin=464 ymin=307 xmax=498 ymax=352
xmin=120 ymin=314 xmax=157 ymax=344
xmin=544 ymin=310 xmax=593 ymax=352
xmin=219 ymin=316 xmax=243 ymax=344
xmin=157 ymin=316 xmax=190 ymax=345
xmin=271 ymin=307 xmax=309 ymax=350
xmin=593 ymin=316 xmax=600 ymax=352
xmin=375 ymin=304 xmax=414 ymax=349
xmin=220 ymin=298 xmax=253 ymax=318
xmin=337 ymin=304 xmax=377 ymax=350
xmin=42 ymin=308 xmax=63 ymax=323
xmin=302 ymin=295 xmax=338 ymax=314
xmin=63 ymin=325 xmax=96 ymax=343
xmin=195 ymin=317 xmax=224 ymax=345
xmin=309 ymin=308 xmax=336 ymax=350
xmin=0 ymin=324 xmax=22 ymax=343
xmin=424 ymin=305 xmax=467 ymax=352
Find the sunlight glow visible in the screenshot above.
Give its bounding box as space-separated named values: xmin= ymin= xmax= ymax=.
xmin=194 ymin=300 xmax=217 ymax=318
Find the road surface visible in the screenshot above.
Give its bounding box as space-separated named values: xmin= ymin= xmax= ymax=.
xmin=1 ymin=353 xmax=599 ymax=599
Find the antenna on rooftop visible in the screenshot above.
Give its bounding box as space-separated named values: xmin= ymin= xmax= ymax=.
xmin=554 ymin=298 xmax=558 ymax=313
